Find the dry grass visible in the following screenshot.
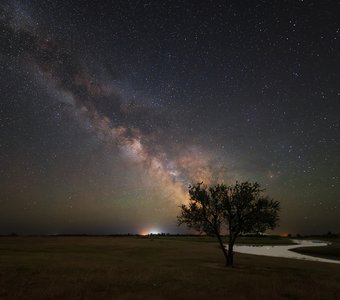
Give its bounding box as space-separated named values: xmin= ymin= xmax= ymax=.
xmin=0 ymin=236 xmax=339 ymax=299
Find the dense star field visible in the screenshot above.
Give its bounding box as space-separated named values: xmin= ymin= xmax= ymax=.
xmin=0 ymin=0 xmax=339 ymax=235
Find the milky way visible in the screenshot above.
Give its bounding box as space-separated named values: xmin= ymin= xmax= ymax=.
xmin=1 ymin=1 xmax=339 ymax=235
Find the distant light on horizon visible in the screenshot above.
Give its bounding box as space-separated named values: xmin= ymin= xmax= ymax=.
xmin=139 ymin=228 xmax=163 ymax=236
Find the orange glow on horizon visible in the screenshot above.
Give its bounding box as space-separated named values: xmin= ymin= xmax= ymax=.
xmin=139 ymin=229 xmax=149 ymax=236
xmin=139 ymin=228 xmax=163 ymax=235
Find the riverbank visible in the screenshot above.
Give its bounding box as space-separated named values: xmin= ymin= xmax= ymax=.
xmin=233 ymin=239 xmax=340 ymax=264
xmin=0 ymin=236 xmax=339 ymax=299
xmin=290 ymin=240 xmax=340 ymax=261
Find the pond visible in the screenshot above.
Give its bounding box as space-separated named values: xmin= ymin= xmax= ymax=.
xmin=233 ymin=239 xmax=340 ymax=264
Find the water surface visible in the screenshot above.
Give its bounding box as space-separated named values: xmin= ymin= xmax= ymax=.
xmin=233 ymin=239 xmax=340 ymax=264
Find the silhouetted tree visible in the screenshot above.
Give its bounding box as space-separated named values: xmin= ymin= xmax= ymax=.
xmin=178 ymin=181 xmax=280 ymax=266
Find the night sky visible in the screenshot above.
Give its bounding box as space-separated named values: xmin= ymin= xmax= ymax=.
xmin=1 ymin=0 xmax=339 ymax=235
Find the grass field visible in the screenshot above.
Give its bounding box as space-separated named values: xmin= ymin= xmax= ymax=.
xmin=0 ymin=236 xmax=340 ymax=299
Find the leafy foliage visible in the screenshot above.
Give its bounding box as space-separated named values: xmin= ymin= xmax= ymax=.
xmin=178 ymin=181 xmax=280 ymax=266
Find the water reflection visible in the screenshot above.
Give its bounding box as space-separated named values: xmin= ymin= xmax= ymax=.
xmin=233 ymin=239 xmax=340 ymax=264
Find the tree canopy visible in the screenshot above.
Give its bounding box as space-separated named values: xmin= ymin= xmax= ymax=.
xmin=178 ymin=181 xmax=280 ymax=266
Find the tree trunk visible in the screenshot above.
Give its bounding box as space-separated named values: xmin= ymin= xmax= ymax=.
xmin=226 ymin=243 xmax=234 ymax=266
xmin=215 ymin=232 xmax=228 ymax=265
xmin=226 ymin=233 xmax=238 ymax=267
